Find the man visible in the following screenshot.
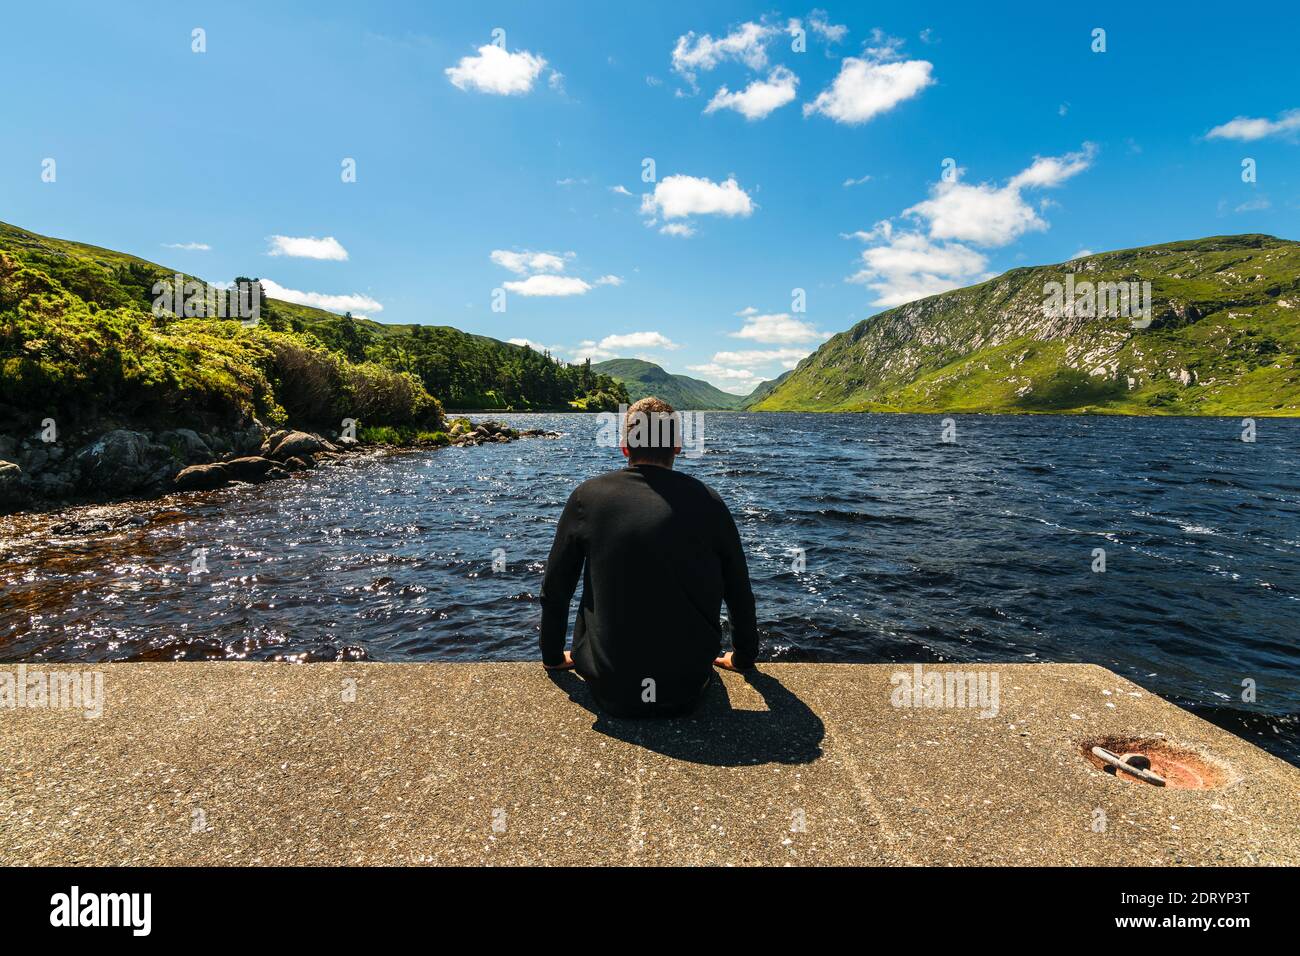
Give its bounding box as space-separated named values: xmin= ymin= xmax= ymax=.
xmin=539 ymin=396 xmax=759 ymax=717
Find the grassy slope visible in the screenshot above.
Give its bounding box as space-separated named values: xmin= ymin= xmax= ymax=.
xmin=755 ymin=234 xmax=1300 ymax=415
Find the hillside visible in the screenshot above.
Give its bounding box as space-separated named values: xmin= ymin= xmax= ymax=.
xmin=0 ymin=220 xmax=627 ymax=416
xmin=592 ymin=358 xmax=788 ymax=410
xmin=754 ymin=234 xmax=1300 ymax=415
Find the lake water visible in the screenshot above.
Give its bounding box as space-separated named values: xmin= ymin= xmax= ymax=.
xmin=2 ymin=412 xmax=1297 ymax=765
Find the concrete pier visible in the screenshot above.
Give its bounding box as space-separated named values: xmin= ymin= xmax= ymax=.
xmin=1 ymin=663 xmax=1297 ymax=866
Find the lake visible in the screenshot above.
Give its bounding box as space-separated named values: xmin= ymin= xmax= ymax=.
xmin=1 ymin=412 xmax=1297 ymax=765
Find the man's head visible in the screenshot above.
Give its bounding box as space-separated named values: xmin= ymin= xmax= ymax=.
xmin=621 ymin=396 xmax=680 ymax=468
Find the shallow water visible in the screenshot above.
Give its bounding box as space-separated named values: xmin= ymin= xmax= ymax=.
xmin=2 ymin=412 xmax=1297 ymax=765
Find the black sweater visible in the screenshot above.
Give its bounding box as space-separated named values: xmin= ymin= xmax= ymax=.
xmin=539 ymin=465 xmax=759 ymax=715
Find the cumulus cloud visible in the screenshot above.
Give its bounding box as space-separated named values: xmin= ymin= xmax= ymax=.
xmin=846 ymin=227 xmax=992 ymax=307
xmin=730 ymin=312 xmax=829 ymax=345
xmin=594 ymin=274 xmax=624 ymax=286
xmin=502 ymin=275 xmax=592 ymax=297
xmin=490 ymin=249 xmax=571 ymax=274
xmin=509 ymin=338 xmax=561 ymax=352
xmin=711 ymin=347 xmax=811 ymax=368
xmin=671 ymin=21 xmax=776 ymax=80
xmin=904 ymin=144 xmax=1096 ymax=246
xmin=705 ymin=66 xmax=798 ymax=120
xmin=163 ymin=241 xmax=210 ymax=251
xmin=260 ymin=278 xmax=382 ymax=316
xmin=1206 ymin=109 xmax=1300 ymax=141
xmin=842 ymin=145 xmax=1094 ymax=307
xmin=804 ymin=53 xmax=933 ymax=124
xmin=570 ymin=331 xmax=679 ymax=362
xmin=445 ymin=44 xmax=548 ymax=95
xmin=641 ymin=174 xmax=755 ymax=225
xmin=660 ymin=222 xmax=696 ymax=238
xmin=808 ymin=10 xmax=848 ymax=43
xmin=266 ymin=235 xmax=349 ymax=261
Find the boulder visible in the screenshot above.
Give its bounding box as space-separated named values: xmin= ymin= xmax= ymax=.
xmin=174 ymin=462 xmax=230 ymax=491
xmin=268 ymin=430 xmax=326 ymax=461
xmin=223 ymin=456 xmax=277 ymax=482
xmin=336 ymin=435 xmax=361 ymax=450
xmin=0 ymin=460 xmax=28 ymax=510
xmin=159 ymin=428 xmax=213 ymax=464
xmin=282 ymin=456 xmax=312 ymax=472
xmin=73 ymin=429 xmax=169 ymax=494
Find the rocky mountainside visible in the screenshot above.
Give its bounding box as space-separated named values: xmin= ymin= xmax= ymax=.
xmin=753 ymin=234 xmax=1300 ymax=415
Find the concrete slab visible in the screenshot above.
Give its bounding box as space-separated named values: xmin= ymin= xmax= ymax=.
xmin=1 ymin=663 xmax=1296 ymax=866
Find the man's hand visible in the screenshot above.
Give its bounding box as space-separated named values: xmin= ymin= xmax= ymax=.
xmin=544 ymin=651 xmax=576 ymax=671
xmin=713 ymin=651 xmax=751 ymax=672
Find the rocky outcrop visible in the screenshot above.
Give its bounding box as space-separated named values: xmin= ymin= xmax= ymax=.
xmin=1 ymin=417 xmax=557 ymax=514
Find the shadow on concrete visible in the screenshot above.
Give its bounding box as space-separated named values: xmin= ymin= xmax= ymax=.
xmin=547 ymin=668 xmax=824 ymax=766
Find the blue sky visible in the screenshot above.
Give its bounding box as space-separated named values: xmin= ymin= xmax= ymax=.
xmin=2 ymin=1 xmax=1297 ymax=393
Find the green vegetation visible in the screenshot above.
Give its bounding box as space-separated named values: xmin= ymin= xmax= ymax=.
xmin=0 ymin=221 xmax=628 ymax=440
xmin=592 ymin=358 xmax=785 ymax=410
xmin=754 ymin=234 xmax=1300 ymax=416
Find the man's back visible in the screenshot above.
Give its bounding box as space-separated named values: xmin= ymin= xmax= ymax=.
xmin=540 ymin=464 xmax=758 ymax=716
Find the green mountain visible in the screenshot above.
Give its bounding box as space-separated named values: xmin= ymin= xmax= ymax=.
xmin=591 ymin=358 xmax=786 ymax=410
xmin=592 ymin=359 xmax=746 ymax=409
xmin=754 ymin=234 xmax=1300 ymax=416
xmin=743 ymin=369 xmax=794 ymax=407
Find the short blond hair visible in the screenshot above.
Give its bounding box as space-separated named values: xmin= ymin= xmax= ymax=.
xmin=623 ymin=396 xmax=679 ymax=465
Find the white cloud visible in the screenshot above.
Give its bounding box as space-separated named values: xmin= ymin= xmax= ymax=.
xmin=266 ymin=235 xmax=349 ymax=261
xmin=1206 ymin=109 xmax=1300 ymax=142
xmin=503 ymin=275 xmax=592 ymax=297
xmin=659 ymin=222 xmax=696 ymax=238
xmin=594 ymin=274 xmax=624 ymax=286
xmin=808 ymin=11 xmax=848 ymax=43
xmin=735 ymin=305 xmax=759 ymax=316
xmin=846 ymin=228 xmax=992 ymax=307
xmin=711 ymin=347 xmax=811 ymax=368
xmin=509 ymin=338 xmax=561 ymax=352
xmin=804 ymin=55 xmax=933 ymax=124
xmin=904 ymin=144 xmax=1096 ymax=246
xmin=445 ymin=45 xmax=548 ymax=95
xmin=601 ymin=331 xmax=680 ymax=351
xmin=1235 ymin=197 xmax=1271 ymax=213
xmin=490 ymin=249 xmax=571 ymax=274
xmin=1070 ymin=248 xmax=1095 ymax=259
xmin=570 ymin=331 xmax=679 ymax=362
xmin=730 ymin=312 xmax=829 ymax=345
xmin=671 ymin=21 xmax=776 ymax=80
xmin=260 ymin=278 xmax=383 ymax=315
xmin=641 ymin=174 xmax=755 ymax=221
xmin=609 ymin=185 xmax=634 ymax=196
xmin=843 ymin=174 xmax=872 ymax=187
xmin=705 ymin=66 xmax=798 ymax=120
xmin=163 ymin=241 xmax=210 ymax=251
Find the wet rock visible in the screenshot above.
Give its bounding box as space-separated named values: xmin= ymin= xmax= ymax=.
xmin=267 ymin=430 xmax=325 ymax=461
xmin=282 ymin=456 xmax=312 ymax=472
xmin=159 ymin=428 xmax=213 ymax=464
xmin=174 ymin=462 xmax=230 ymax=491
xmin=73 ymin=429 xmax=170 ymax=495
xmin=223 ymin=456 xmax=277 ymax=483
xmin=0 ymin=460 xmax=27 ymax=510
xmin=335 ymin=435 xmax=360 ymax=450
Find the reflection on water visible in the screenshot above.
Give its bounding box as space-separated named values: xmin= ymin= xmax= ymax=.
xmin=1 ymin=413 xmax=1298 ymax=765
